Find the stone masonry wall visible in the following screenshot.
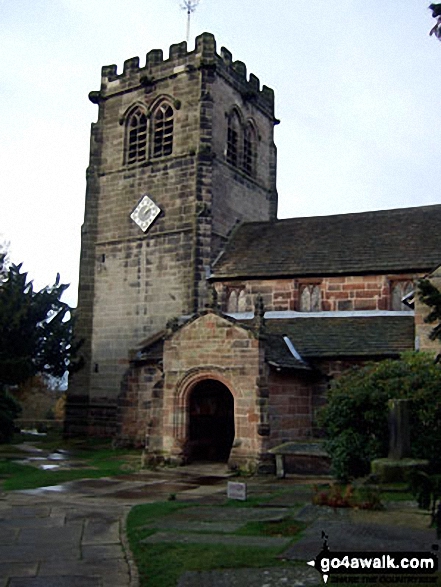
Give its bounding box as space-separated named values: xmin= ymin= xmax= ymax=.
xmin=117 ymin=363 xmax=164 ymax=448
xmin=268 ymin=371 xmax=318 ymax=445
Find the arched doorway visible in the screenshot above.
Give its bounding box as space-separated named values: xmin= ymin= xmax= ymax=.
xmin=188 ymin=379 xmax=235 ymax=462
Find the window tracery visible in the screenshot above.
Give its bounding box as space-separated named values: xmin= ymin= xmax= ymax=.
xmin=227 ymin=110 xmax=241 ymax=168
xmin=152 ymin=103 xmax=174 ymax=158
xmin=125 ymin=107 xmax=147 ymax=165
xmin=243 ymin=123 xmax=256 ymax=177
xmin=226 ymin=109 xmax=257 ymax=178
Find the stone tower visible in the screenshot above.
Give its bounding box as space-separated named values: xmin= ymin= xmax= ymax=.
xmin=66 ymin=33 xmax=278 ymax=436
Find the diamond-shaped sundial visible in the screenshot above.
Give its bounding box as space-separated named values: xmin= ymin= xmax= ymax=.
xmin=130 ymin=194 xmax=161 ymax=232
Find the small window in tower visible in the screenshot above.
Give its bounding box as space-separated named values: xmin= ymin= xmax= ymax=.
xmin=243 ymin=123 xmax=256 ymax=177
xmin=226 ymin=111 xmax=241 ymax=168
xmin=125 ymin=107 xmax=147 ymax=165
xmin=152 ymin=103 xmax=174 ymax=158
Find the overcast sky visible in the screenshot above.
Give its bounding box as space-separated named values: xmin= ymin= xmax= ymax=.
xmin=1 ymin=1 xmax=441 ymax=306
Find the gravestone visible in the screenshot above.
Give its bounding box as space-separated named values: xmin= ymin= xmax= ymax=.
xmin=388 ymin=398 xmax=411 ymax=459
xmin=371 ymin=398 xmax=428 ymax=482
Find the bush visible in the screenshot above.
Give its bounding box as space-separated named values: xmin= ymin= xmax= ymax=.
xmin=318 ymin=353 xmax=441 ymax=480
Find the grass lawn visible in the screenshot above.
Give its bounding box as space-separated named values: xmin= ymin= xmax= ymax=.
xmin=0 ymin=433 xmax=142 ymax=491
xmin=125 ymin=501 xmax=305 ymax=587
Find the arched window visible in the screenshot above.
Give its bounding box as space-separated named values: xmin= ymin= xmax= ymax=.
xmin=152 ymin=102 xmax=174 ymax=158
xmin=243 ymin=123 xmax=256 ymax=177
xmin=227 ymin=110 xmax=241 ymax=168
xmin=125 ymin=107 xmax=147 ymax=165
xmin=299 ymin=284 xmax=321 ymax=312
xmin=237 ymin=290 xmax=247 ymax=312
xmin=227 ymin=290 xmax=238 ymax=313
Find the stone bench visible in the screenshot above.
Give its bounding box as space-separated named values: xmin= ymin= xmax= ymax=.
xmin=268 ymin=441 xmax=330 ymax=478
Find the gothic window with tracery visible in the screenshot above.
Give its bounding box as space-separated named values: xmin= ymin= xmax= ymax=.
xmin=243 ymin=123 xmax=256 ymax=177
xmin=391 ymin=281 xmax=413 ymax=311
xmin=152 ymin=103 xmax=174 ymax=158
xmin=227 ymin=110 xmax=241 ymax=168
xmin=125 ymin=107 xmax=147 ymax=165
xmin=299 ymin=284 xmax=321 ymax=312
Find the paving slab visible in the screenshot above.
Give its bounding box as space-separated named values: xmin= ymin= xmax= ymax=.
xmin=0 ymin=527 xmax=18 ymax=544
xmin=0 ymin=543 xmax=79 ymax=563
xmin=39 ymin=558 xmax=130 ymax=577
xmin=170 ymin=506 xmax=289 ymax=523
xmin=142 ymin=531 xmax=291 ymax=549
xmin=0 ymin=506 xmax=51 ymax=519
xmin=0 ymin=514 xmax=66 ymax=528
xmin=285 ymin=519 xmax=439 ymax=561
xmin=0 ymin=562 xmax=38 ymax=577
xmin=8 ymin=577 xmax=102 ymax=587
xmin=82 ymin=520 xmax=121 ymax=545
xmin=17 ymin=521 xmax=83 ymax=545
xmin=294 ymin=504 xmax=350 ymax=523
xmin=177 ymin=566 xmax=322 ymax=587
xmin=82 ymin=543 xmax=127 ymax=561
xmin=143 ymin=519 xmax=243 ymax=533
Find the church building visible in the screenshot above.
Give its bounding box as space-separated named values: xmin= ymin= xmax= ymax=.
xmin=66 ymin=33 xmax=441 ymax=471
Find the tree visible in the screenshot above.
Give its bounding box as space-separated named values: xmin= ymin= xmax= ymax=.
xmin=418 ymin=278 xmax=441 ymax=342
xmin=0 ymin=264 xmax=82 ymax=442
xmin=319 ymin=352 xmax=441 ymax=480
xmin=429 ymin=4 xmax=441 ymax=39
xmin=0 ymin=238 xmax=10 ymax=283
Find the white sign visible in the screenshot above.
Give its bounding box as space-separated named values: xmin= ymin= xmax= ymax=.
xmin=227 ymin=481 xmax=247 ymax=501
xmin=130 ymin=194 xmax=161 ymax=232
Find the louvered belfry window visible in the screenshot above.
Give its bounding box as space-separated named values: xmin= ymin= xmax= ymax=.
xmin=226 ymin=111 xmax=241 ymax=167
xmin=126 ymin=108 xmax=147 ymax=165
xmin=243 ymin=124 xmax=256 ymax=177
xmin=152 ymin=103 xmax=174 ymax=158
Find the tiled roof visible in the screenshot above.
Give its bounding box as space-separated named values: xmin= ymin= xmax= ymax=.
xmin=264 ymin=315 xmax=415 ymax=358
xmin=133 ymin=313 xmax=414 ymax=367
xmin=212 ymin=204 xmax=441 ymax=279
xmin=264 ymin=334 xmax=311 ymax=370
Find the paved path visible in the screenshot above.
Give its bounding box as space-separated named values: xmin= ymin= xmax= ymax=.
xmin=2 ymin=461 xmax=438 ymax=587
xmin=0 ymin=462 xmax=234 ymax=587
xmin=0 ymin=491 xmax=135 ymax=587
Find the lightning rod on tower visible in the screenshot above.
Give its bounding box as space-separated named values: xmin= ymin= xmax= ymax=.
xmin=181 ymin=0 xmax=200 ymax=45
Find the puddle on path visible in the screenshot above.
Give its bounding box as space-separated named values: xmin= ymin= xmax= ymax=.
xmin=47 ymin=452 xmax=68 ymax=461
xmin=112 ymin=483 xmax=197 ymax=499
xmin=19 ymin=484 xmax=69 ymax=495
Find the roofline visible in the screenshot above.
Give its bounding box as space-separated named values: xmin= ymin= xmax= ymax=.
xmin=228 ymin=310 xmax=414 ymax=320
xmin=210 ymin=267 xmax=435 ymax=282
xmin=218 ymin=203 xmax=441 ymax=229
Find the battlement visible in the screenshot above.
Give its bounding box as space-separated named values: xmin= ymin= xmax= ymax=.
xmin=98 ymin=32 xmax=274 ymax=112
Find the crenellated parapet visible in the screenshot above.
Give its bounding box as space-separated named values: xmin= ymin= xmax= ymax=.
xmin=92 ymin=32 xmax=275 ymax=116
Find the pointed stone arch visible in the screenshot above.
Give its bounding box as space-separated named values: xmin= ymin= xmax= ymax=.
xmin=122 ymin=103 xmax=148 ymax=165
xmin=226 ymin=107 xmax=244 ymax=167
xmin=243 ymin=119 xmax=258 ymax=177
xmin=148 ymin=95 xmax=175 ymax=159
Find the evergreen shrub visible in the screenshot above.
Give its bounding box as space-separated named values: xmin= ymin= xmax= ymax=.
xmin=318 ymin=353 xmax=441 ymax=480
